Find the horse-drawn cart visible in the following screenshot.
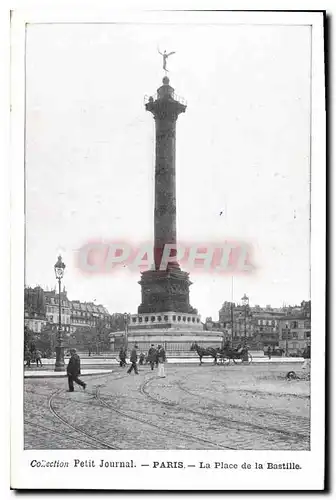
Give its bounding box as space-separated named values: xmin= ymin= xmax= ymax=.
xmin=217 ymin=347 xmax=252 ymax=365
xmin=190 ymin=342 xmax=252 ymax=365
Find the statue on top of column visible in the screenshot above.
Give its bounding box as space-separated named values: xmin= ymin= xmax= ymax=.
xmin=158 ymin=49 xmax=176 ymax=72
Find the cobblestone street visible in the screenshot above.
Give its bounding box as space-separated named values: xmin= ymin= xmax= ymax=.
xmin=24 ymin=363 xmax=310 ymax=450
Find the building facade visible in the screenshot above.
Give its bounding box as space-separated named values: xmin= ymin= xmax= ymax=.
xmin=218 ymin=300 xmax=311 ymax=352
xmin=24 ymin=286 xmax=47 ymax=333
xmin=44 ymin=290 xmax=72 ymax=333
xmin=218 ymin=301 xmax=258 ymax=348
xmin=24 ymin=286 xmax=112 ymax=338
xmin=70 ymin=300 xmax=111 ymax=332
xmin=279 ymin=315 xmax=311 ymax=355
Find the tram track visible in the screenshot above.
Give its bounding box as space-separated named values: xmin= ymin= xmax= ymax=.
xmin=95 ymin=384 xmax=233 ymax=450
xmin=140 ymin=377 xmax=309 ymax=444
xmin=48 ymin=389 xmax=120 ymax=450
xmin=176 ymin=381 xmax=310 ymax=428
xmin=25 ymin=420 xmax=104 ymax=449
xmin=25 ymin=368 xmax=309 ymax=450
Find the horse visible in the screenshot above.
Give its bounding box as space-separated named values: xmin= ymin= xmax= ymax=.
xmin=190 ymin=342 xmax=218 ymax=365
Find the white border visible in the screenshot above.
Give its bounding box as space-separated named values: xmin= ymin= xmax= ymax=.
xmin=10 ymin=7 xmax=326 ymax=491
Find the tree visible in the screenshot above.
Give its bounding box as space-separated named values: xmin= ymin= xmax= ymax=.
xmin=110 ymin=313 xmax=125 ymax=331
xmin=32 ymin=324 xmax=56 ymax=357
xmin=72 ymin=326 xmax=93 ymax=353
xmin=95 ymin=318 xmax=111 ymax=354
xmin=24 ymin=326 xmax=35 ymax=353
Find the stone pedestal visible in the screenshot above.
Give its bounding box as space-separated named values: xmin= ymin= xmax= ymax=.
xmin=138 ymin=269 xmax=197 ymax=314
xmin=111 ymin=311 xmax=224 ymax=355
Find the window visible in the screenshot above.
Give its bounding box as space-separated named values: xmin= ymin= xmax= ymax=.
xmin=178 ymin=316 xmax=181 ymax=321
xmin=158 ymin=316 xmax=162 ymax=322
xmin=132 ymin=317 xmax=136 ymax=323
xmin=172 ymin=315 xmax=176 ymax=321
xmin=183 ymin=317 xmax=186 ymax=322
xmin=192 ymin=318 xmax=195 ymax=323
xmin=139 ymin=317 xmax=143 ymax=323
xmin=164 ymin=315 xmax=168 ymax=321
xmin=305 ymin=331 xmax=311 ymax=339
xmin=145 ymin=317 xmax=149 ymax=322
xmin=187 ymin=317 xmax=191 ymax=322
xmin=150 ymin=316 xmax=155 ymax=322
xmin=282 ymin=328 xmax=289 ymax=338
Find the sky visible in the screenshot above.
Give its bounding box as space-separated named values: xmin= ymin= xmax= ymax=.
xmin=25 ymin=22 xmax=311 ymax=319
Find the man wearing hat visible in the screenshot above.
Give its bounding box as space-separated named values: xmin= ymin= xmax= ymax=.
xmin=67 ymin=348 xmax=86 ymax=392
xmin=157 ymin=344 xmax=166 ymax=378
xmin=147 ymin=344 xmax=157 ymax=371
xmin=127 ymin=344 xmax=139 ymax=375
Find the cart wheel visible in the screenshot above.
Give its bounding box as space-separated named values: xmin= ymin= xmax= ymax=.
xmin=232 ymin=356 xmax=241 ymax=364
xmin=245 ymin=353 xmax=253 ymax=364
xmin=221 ymin=356 xmax=230 ymax=365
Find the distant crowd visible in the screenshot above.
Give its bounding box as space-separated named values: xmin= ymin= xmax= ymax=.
xmin=24 ymin=348 xmax=43 ymax=367
xmin=119 ymin=344 xmax=167 ymax=377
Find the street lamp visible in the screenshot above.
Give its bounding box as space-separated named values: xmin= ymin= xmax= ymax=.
xmin=241 ymin=294 xmax=249 ymax=341
xmin=284 ymin=323 xmax=290 ymax=357
xmin=124 ymin=313 xmax=130 ymax=351
xmin=54 ymin=255 xmax=66 ymax=371
xmin=230 ymin=302 xmax=235 ymax=345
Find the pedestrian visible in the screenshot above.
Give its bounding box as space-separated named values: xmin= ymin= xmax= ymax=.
xmin=147 ymin=344 xmax=157 ymax=370
xmin=67 ymin=348 xmax=86 ymax=392
xmin=267 ymin=346 xmax=272 ymax=360
xmin=139 ymin=352 xmax=145 ymax=365
xmin=119 ymin=347 xmax=126 ymax=367
xmin=35 ymin=349 xmax=43 ymax=367
xmin=25 ymin=350 xmax=31 ymax=368
xmin=157 ymin=344 xmax=166 ymax=378
xmin=127 ymin=344 xmax=139 ymax=375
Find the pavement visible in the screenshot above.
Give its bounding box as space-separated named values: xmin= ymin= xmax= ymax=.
xmin=25 ymin=355 xmax=305 ymax=377
xmin=24 ymin=357 xmax=305 ymax=378
xmin=24 ymin=368 xmax=113 ymax=378
xmin=24 ymin=363 xmax=310 ymax=450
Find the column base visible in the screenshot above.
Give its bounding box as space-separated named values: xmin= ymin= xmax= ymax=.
xmin=54 ymin=363 xmax=65 ymax=372
xmin=138 ymin=268 xmax=197 ymax=314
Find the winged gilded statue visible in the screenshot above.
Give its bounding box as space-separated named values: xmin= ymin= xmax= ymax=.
xmin=158 ymin=49 xmax=176 ymax=72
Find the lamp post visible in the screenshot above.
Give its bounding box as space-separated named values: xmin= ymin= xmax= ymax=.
xmin=285 ymin=323 xmax=290 ymax=357
xmin=124 ymin=313 xmax=130 ymax=352
xmin=54 ymin=255 xmax=66 ymax=371
xmin=241 ymin=294 xmax=249 ymax=342
xmin=230 ymin=302 xmax=234 ymax=346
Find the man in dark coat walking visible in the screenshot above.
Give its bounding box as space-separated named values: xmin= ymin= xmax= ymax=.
xmin=119 ymin=347 xmax=127 ymax=367
xmin=147 ymin=344 xmax=157 ymax=371
xmin=127 ymin=344 xmax=139 ymax=375
xmin=67 ymin=348 xmax=86 ymax=392
xmin=35 ymin=349 xmax=43 ymax=367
